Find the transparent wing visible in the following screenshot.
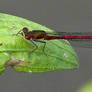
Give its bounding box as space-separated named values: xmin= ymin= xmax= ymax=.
xmin=68 ymin=39 xmax=92 ymax=48
xmin=47 ymin=32 xmax=92 ymax=48
xmin=47 ymin=32 xmax=92 ymax=36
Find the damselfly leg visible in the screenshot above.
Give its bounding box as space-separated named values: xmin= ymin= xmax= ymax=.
xmin=27 ymin=40 xmax=47 ymax=56
xmin=33 ymin=40 xmax=47 ymax=56
xmin=29 ymin=40 xmax=38 ymax=53
xmin=27 ymin=40 xmax=38 ymax=58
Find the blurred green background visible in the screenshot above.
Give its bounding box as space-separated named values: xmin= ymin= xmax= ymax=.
xmin=78 ymin=80 xmax=92 ymax=92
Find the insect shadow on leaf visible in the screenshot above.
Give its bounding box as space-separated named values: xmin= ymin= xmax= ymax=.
xmin=0 ymin=43 xmax=3 ymax=46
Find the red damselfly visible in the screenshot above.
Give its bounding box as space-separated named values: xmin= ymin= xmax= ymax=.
xmin=17 ymin=27 xmax=92 ymax=55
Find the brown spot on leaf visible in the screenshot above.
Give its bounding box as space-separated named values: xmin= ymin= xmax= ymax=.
xmin=5 ymin=58 xmax=27 ymax=68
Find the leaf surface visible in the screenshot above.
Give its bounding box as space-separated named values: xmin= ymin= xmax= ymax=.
xmin=0 ymin=13 xmax=79 ymax=74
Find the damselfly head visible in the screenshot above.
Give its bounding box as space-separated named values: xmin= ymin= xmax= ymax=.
xmin=21 ymin=27 xmax=31 ymax=40
xmin=22 ymin=27 xmax=29 ymax=33
xmin=16 ymin=27 xmax=29 ymax=36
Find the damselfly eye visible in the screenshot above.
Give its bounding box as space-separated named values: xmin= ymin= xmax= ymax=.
xmin=22 ymin=27 xmax=28 ymax=32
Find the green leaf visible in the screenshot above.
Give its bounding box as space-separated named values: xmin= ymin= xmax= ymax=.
xmin=0 ymin=13 xmax=79 ymax=74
